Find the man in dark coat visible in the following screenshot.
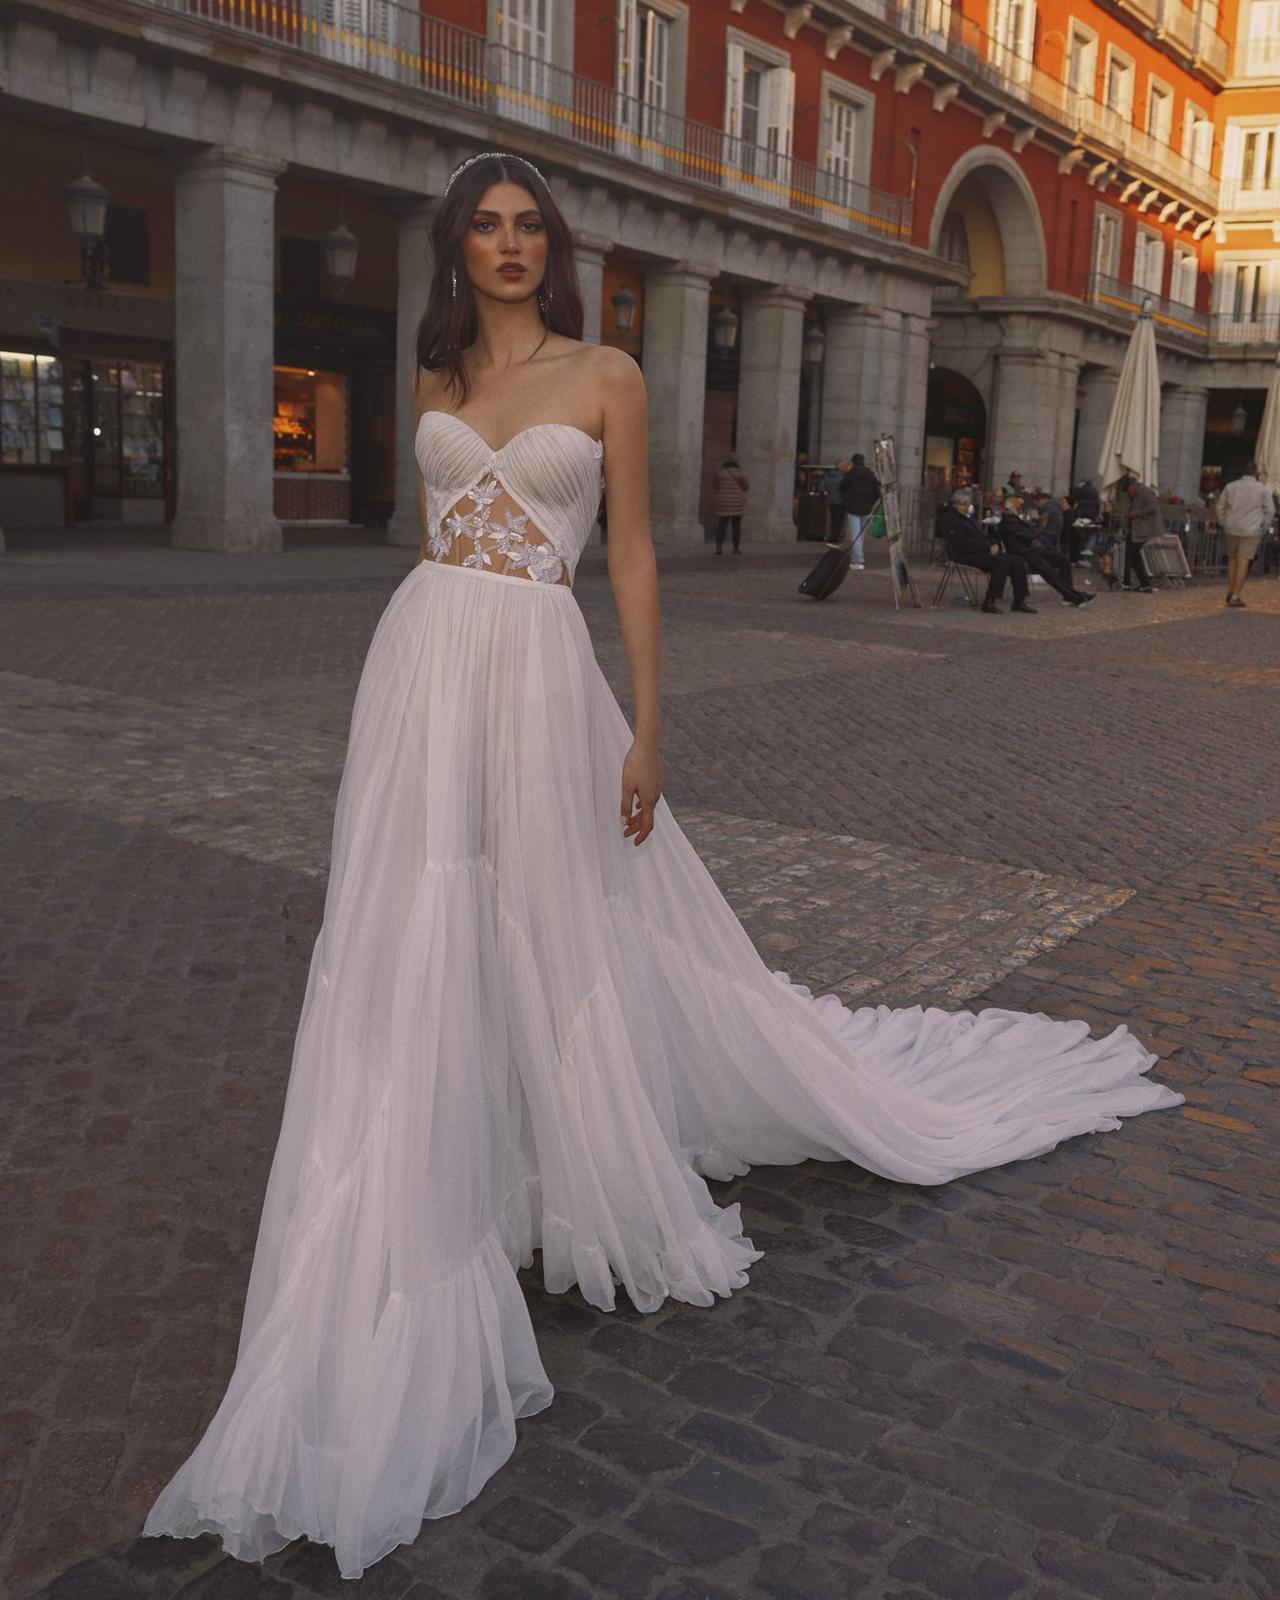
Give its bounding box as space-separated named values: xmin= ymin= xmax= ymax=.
xmin=1070 ymin=478 xmax=1101 ymax=520
xmin=938 ymin=490 xmax=1034 ymax=613
xmin=998 ymin=498 xmax=1096 ymax=607
xmin=838 ymin=453 xmax=880 ymax=570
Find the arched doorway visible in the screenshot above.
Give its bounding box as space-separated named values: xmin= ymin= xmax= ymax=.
xmin=924 ymin=368 xmax=987 ymax=492
xmin=930 ymin=149 xmax=1048 ymax=299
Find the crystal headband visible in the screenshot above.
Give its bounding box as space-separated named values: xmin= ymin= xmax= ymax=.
xmin=444 ymin=151 xmax=548 ymax=196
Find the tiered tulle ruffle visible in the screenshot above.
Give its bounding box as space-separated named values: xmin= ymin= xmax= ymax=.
xmin=143 ymin=555 xmax=1182 ymax=1579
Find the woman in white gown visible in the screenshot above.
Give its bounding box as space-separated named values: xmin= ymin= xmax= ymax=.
xmin=142 ymin=151 xmax=1183 ymax=1580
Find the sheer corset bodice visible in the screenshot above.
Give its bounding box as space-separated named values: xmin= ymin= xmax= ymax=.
xmin=415 ymin=413 xmax=605 ymax=588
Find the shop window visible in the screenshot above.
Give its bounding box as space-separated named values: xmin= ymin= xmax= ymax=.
xmin=105 ymin=205 xmax=150 ymax=287
xmin=89 ymin=359 xmax=166 ymax=499
xmin=1 ymin=352 xmax=65 ymax=466
xmin=274 ymin=366 xmax=349 ymax=473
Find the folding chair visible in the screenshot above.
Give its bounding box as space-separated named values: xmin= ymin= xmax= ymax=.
xmin=931 ymin=556 xmax=983 ymax=609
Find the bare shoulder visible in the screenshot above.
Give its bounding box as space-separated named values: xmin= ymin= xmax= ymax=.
xmin=414 ymin=367 xmax=452 ymax=419
xmin=586 ymin=341 xmax=645 ymax=397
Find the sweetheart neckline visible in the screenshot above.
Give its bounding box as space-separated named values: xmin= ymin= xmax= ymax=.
xmin=417 ymin=412 xmax=603 ymax=457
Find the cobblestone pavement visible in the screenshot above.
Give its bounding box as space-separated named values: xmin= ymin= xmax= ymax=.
xmin=3 ymin=538 xmax=1279 ymax=1600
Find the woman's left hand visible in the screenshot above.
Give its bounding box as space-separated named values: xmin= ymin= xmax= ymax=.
xmin=620 ymin=739 xmax=663 ymax=846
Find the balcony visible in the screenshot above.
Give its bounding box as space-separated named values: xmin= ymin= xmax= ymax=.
xmin=1219 ymin=180 xmax=1280 ymax=214
xmin=1156 ymin=0 xmax=1198 ymax=54
xmin=1211 ymin=313 xmax=1280 ymax=343
xmin=1088 ymin=273 xmax=1209 ymax=338
xmin=1235 ymin=38 xmax=1280 ymax=76
xmin=1193 ymin=20 xmax=1232 ymax=79
xmin=133 ymin=0 xmax=911 ymax=241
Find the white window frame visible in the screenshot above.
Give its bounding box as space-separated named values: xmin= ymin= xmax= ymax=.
xmin=488 ymin=0 xmax=575 ymax=131
xmin=992 ymin=0 xmax=1036 ymax=85
xmin=1146 ymin=77 xmax=1173 ymax=145
xmin=1103 ymin=45 xmax=1135 ymax=122
xmin=1170 ymin=244 xmax=1198 ymax=306
xmin=1092 ymin=203 xmax=1123 ymax=283
xmin=1132 ymin=225 xmax=1165 ymax=297
xmin=1243 ymin=0 xmax=1280 ymax=74
xmin=616 ymin=0 xmax=688 ymax=167
xmin=725 ymin=27 xmax=795 ymax=203
xmin=1066 ymin=20 xmax=1098 ymax=96
xmin=818 ymin=73 xmax=875 ymax=204
xmin=1213 ymin=253 xmax=1278 ymax=331
xmin=1182 ymin=102 xmax=1213 ymax=170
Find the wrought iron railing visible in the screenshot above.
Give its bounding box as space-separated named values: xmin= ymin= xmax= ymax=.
xmin=1235 ymin=37 xmax=1280 ymax=75
xmin=1210 ymin=313 xmax=1280 ymax=343
xmin=142 ymin=0 xmax=1218 ymax=232
xmin=1087 ymin=273 xmax=1209 ymax=338
xmin=142 ymin=0 xmax=912 ymax=239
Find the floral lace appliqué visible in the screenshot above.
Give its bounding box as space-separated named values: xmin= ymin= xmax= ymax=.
xmin=425 ymin=470 xmax=565 ymax=586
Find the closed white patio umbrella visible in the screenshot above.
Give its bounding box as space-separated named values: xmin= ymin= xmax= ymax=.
xmin=1097 ymin=305 xmax=1161 ymax=490
xmin=1254 ymin=350 xmax=1280 ymax=487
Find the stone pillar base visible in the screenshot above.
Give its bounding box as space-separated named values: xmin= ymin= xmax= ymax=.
xmin=171 ymin=511 xmax=282 ymax=554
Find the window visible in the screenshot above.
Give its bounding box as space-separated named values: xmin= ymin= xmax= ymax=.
xmin=992 ymin=0 xmax=1036 ymax=83
xmin=817 ymin=78 xmax=874 ymax=222
xmin=725 ymin=34 xmax=795 ymax=193
xmin=1092 ymin=207 xmax=1122 ymax=282
xmin=1146 ymin=81 xmax=1172 ymax=146
xmin=104 ymin=206 xmax=150 ymax=287
xmin=494 ymin=0 xmax=554 ymax=130
xmin=1228 ymin=262 xmax=1262 ymax=320
xmin=1067 ymin=24 xmax=1097 ymax=95
xmin=1240 ymin=127 xmax=1278 ymax=190
xmin=1104 ymin=48 xmax=1134 ymax=121
xmin=1245 ymin=0 xmax=1280 ymax=73
xmin=1170 ymin=245 xmax=1197 ymax=306
xmin=1 ymin=352 xmax=65 ymax=466
xmin=1182 ymin=103 xmax=1213 ymax=169
xmin=1132 ymin=228 xmax=1165 ymax=296
xmin=617 ymin=2 xmax=675 ymax=157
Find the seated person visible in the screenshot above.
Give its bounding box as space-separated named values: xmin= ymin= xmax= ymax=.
xmin=998 ymin=498 xmax=1096 ymax=607
xmin=938 ymin=490 xmax=1035 ymax=614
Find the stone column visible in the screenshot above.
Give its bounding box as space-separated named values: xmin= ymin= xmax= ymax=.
xmin=818 ymin=307 xmax=890 ymax=464
xmin=172 ymin=147 xmax=286 ymax=553
xmin=737 ymin=286 xmax=808 ymax=544
xmin=387 ymin=198 xmax=438 ymax=549
xmin=990 ymin=348 xmax=1070 ymax=493
xmin=1161 ymin=385 xmax=1209 ymax=501
xmin=897 ymin=312 xmax=932 ymax=490
xmin=644 ymin=263 xmax=714 ymax=545
xmin=574 ymin=232 xmax=612 ymax=347
xmin=1073 ymin=367 xmax=1120 ymax=487
xmin=1048 ymin=356 xmax=1082 ymax=494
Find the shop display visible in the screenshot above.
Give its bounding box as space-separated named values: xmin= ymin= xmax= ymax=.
xmin=1 ymin=352 xmax=65 ymax=466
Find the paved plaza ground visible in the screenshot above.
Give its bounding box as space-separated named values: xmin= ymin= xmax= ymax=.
xmin=2 ymin=531 xmax=1279 ymax=1600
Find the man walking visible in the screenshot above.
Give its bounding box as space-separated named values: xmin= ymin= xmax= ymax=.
xmin=838 ymin=453 xmax=880 ymax=570
xmin=1216 ymin=463 xmax=1276 ymax=608
xmin=1120 ymin=475 xmax=1160 ymax=593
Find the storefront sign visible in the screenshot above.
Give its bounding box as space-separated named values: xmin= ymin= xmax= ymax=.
xmin=274 ymin=296 xmax=395 ymax=354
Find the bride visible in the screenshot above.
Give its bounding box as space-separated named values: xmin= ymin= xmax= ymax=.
xmin=142 ymin=150 xmax=1184 ymax=1580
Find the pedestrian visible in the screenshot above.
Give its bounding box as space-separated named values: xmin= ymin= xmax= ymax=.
xmin=713 ymin=454 xmax=750 ymax=555
xmin=939 ymin=487 xmax=1035 ymax=613
xmin=821 ymin=458 xmax=851 ymax=542
xmin=838 ymin=451 xmax=880 ymax=570
xmin=1216 ymin=462 xmax=1276 ymax=608
xmin=1000 ymin=497 xmax=1095 ymax=608
xmin=1119 ymin=475 xmax=1159 ymax=592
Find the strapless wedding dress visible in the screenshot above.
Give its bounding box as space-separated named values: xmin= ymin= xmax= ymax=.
xmin=142 ymin=413 xmax=1183 ymax=1579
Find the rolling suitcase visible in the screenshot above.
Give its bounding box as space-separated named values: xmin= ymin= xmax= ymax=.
xmin=1140 ymin=533 xmax=1192 ymax=585
xmin=799 ymin=541 xmax=852 ymax=600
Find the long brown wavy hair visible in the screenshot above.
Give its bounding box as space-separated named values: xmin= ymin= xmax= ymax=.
xmin=414 ymin=153 xmax=584 ymax=407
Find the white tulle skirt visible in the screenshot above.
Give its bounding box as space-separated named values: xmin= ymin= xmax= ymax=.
xmin=142 ymin=558 xmax=1183 ymax=1577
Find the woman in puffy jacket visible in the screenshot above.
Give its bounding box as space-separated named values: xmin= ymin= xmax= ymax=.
xmin=712 ymin=455 xmax=750 ymax=555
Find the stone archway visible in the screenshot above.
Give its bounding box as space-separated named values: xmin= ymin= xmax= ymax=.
xmin=929 ymin=147 xmax=1048 ymax=300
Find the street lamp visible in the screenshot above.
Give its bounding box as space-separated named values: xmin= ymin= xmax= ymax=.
xmin=711 ymin=305 xmax=740 ymax=353
xmin=323 ymin=223 xmax=360 ymax=297
xmin=65 ymin=138 xmax=109 ymax=292
xmin=802 ymin=322 xmax=826 ymax=366
xmin=610 ymin=283 xmax=637 ymax=335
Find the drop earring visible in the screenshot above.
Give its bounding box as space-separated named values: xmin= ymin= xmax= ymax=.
xmin=450 ymin=265 xmax=458 ymax=299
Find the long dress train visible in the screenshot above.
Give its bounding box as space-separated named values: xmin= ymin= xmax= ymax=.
xmin=142 ymin=413 xmax=1183 ymax=1578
